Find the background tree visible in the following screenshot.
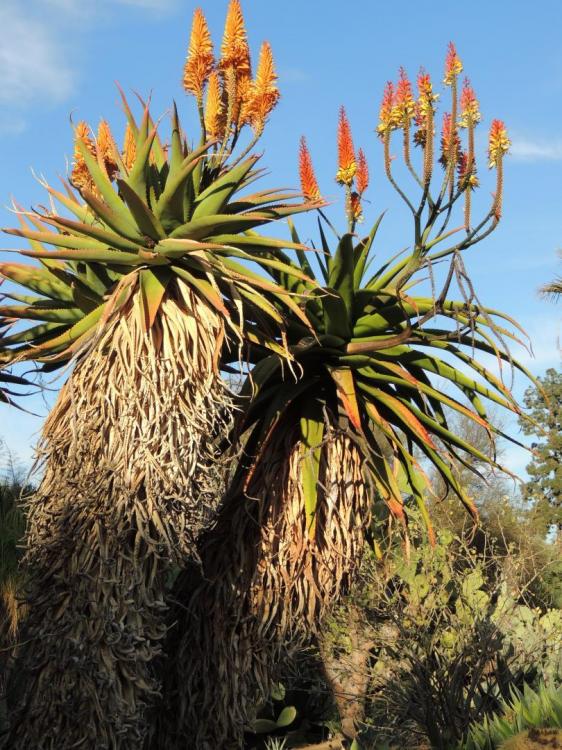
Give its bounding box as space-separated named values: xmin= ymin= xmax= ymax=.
xmin=519 ymin=368 xmax=562 ymax=538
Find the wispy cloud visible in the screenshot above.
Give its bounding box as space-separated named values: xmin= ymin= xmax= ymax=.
xmin=0 ymin=5 xmax=74 ymax=108
xmin=510 ymin=135 xmax=562 ymax=162
xmin=0 ymin=0 xmax=180 ymax=134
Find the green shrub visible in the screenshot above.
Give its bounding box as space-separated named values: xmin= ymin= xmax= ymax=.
xmin=325 ymin=514 xmax=562 ymax=749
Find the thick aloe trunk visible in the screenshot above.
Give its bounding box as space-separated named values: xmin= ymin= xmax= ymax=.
xmin=156 ymin=428 xmax=369 ymax=749
xmin=7 ymin=283 xmax=231 ymax=750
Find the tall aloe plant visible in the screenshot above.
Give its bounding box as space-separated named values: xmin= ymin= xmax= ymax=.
xmin=0 ymin=4 xmax=321 ymax=748
xmin=158 ymin=45 xmax=536 ymax=748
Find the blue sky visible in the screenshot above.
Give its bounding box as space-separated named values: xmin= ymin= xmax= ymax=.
xmin=0 ymin=0 xmax=560 ymax=477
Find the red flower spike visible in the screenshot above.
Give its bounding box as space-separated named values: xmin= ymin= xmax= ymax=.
xmin=444 ymin=42 xmax=463 ymax=85
xmin=298 ymin=136 xmax=321 ymax=201
xmin=356 ymin=148 xmax=369 ymax=195
xmin=460 ymin=78 xmax=481 ymax=128
xmin=336 ymin=106 xmax=357 ymax=186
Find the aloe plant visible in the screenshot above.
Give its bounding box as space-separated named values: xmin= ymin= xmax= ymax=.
xmin=0 ymin=4 xmax=320 ymax=747
xmin=158 ymin=44 xmax=536 ymax=748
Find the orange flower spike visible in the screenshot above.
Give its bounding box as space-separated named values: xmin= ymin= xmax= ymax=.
xmin=71 ymin=121 xmax=96 ymax=192
xmin=97 ymin=120 xmax=119 ymax=181
xmin=299 ymin=137 xmax=321 ymax=201
xmin=417 ymin=70 xmax=438 ymax=117
xmin=488 ymin=119 xmax=510 ymax=168
xmin=376 ymin=81 xmax=395 ymax=137
xmin=459 ymin=78 xmax=481 ymax=128
xmin=219 ymin=0 xmax=251 ymax=76
xmin=246 ymin=41 xmax=280 ymax=133
xmin=356 ymin=148 xmax=369 ymax=195
xmin=393 ymin=68 xmax=415 ymax=127
xmin=183 ymin=8 xmax=215 ymax=101
xmin=414 ymin=70 xmax=438 ymax=184
xmin=336 ymin=107 xmax=357 ymax=186
xmin=444 ymin=41 xmax=463 ymax=86
xmin=122 ymin=123 xmax=136 ymax=172
xmin=205 ymin=71 xmax=226 ymax=141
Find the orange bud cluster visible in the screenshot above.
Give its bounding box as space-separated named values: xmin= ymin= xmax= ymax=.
xmin=97 ymin=120 xmax=119 ymax=181
xmin=459 ymin=78 xmax=481 ymax=128
xmin=356 ymin=148 xmax=369 ymax=195
xmin=488 ymin=119 xmax=510 ymax=168
xmin=122 ymin=123 xmax=136 ymax=173
xmin=298 ymin=137 xmax=321 ymax=201
xmin=183 ymin=8 xmax=215 ymax=100
xmin=444 ymin=42 xmax=463 ymax=85
xmin=377 ymin=82 xmax=395 ymax=136
xmin=70 ymin=122 xmax=96 ymax=193
xmin=219 ymin=0 xmax=251 ymax=76
xmin=243 ymin=41 xmax=280 ymax=133
xmin=204 ymin=71 xmax=226 ymax=140
xmin=336 ymin=107 xmax=357 ymax=186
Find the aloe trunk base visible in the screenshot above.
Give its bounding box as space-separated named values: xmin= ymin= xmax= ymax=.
xmin=7 ymin=284 xmax=232 ymax=750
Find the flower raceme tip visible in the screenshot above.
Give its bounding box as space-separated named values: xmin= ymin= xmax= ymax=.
xmin=183 ymin=7 xmax=214 ymax=99
xmin=444 ymin=41 xmax=463 ymax=85
xmin=298 ymin=137 xmax=321 ymax=202
xmin=336 ymin=107 xmax=357 ymax=186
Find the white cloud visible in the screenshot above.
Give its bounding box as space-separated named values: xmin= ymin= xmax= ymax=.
xmin=510 ymin=136 xmax=562 ymax=162
xmin=0 ymin=5 xmax=74 ymax=108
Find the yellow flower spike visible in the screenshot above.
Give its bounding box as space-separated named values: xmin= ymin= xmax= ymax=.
xmin=356 ymin=148 xmax=369 ymax=195
xmin=298 ymin=136 xmax=322 ymax=201
xmin=488 ymin=119 xmax=510 ymax=221
xmin=415 ymin=71 xmax=437 ymax=186
xmin=244 ymin=41 xmax=280 ymax=134
xmin=70 ymin=121 xmax=96 ymax=193
xmin=336 ymin=106 xmax=357 ymax=186
xmin=122 ymin=123 xmax=136 ymax=173
xmin=488 ymin=118 xmax=510 ymax=168
xmin=377 ymin=81 xmax=395 ymax=137
xmin=97 ymin=120 xmax=119 ymax=182
xmin=219 ymin=0 xmax=251 ymax=77
xmin=392 ymin=68 xmax=416 ymax=128
xmin=459 ymin=78 xmax=481 ymax=128
xmin=183 ymin=7 xmax=215 ymax=101
xmin=204 ymin=71 xmax=226 ymax=141
xmin=393 ymin=68 xmax=417 ymax=170
xmin=444 ymin=41 xmax=463 ymax=86
xmin=236 ymin=74 xmax=253 ymax=127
